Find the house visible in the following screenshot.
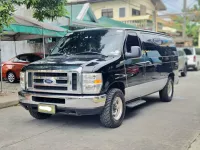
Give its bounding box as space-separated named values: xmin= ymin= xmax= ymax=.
xmin=68 ymin=0 xmax=166 ymax=31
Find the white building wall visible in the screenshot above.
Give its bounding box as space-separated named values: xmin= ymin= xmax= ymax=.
xmin=1 ymin=41 xmax=43 ymax=62
xmin=1 ymin=6 xmax=45 ymax=61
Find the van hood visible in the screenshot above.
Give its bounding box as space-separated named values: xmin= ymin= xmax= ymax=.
xmin=24 ymin=55 xmax=120 ymax=72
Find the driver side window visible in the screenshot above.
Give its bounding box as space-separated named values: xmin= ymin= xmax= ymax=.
xmin=126 ymin=33 xmax=141 ymax=53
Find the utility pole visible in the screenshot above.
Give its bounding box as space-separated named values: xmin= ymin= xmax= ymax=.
xmin=183 ymin=0 xmax=187 ymax=39
xmin=152 ymin=2 xmax=157 ymax=32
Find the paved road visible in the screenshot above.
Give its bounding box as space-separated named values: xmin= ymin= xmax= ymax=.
xmin=1 ymin=71 xmax=200 ymax=150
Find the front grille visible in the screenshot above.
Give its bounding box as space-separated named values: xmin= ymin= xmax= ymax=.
xmin=27 ymin=70 xmax=80 ymax=94
xmin=28 ymin=72 xmax=33 ymax=87
xmin=32 ymin=96 xmax=65 ymax=104
xmin=34 ymin=86 xmax=68 ymax=91
xmin=34 ymin=72 xmax=68 ymax=77
xmin=72 ymin=73 xmax=77 ymax=90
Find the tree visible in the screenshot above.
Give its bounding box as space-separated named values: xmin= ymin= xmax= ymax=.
xmin=23 ymin=0 xmax=68 ymax=21
xmin=172 ymin=1 xmax=200 ymax=46
xmin=0 ymin=0 xmax=67 ymax=33
xmin=0 ymin=0 xmax=15 ymax=33
xmin=186 ymin=23 xmax=199 ymax=46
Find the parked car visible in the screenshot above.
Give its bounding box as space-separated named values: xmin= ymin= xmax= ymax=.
xmin=19 ymin=28 xmax=179 ymax=128
xmin=177 ymin=48 xmax=187 ymax=77
xmin=2 ymin=53 xmax=45 ymax=83
xmin=183 ymin=47 xmax=200 ymax=71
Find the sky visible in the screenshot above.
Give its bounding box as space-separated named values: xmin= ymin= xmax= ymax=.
xmin=163 ymin=0 xmax=198 ymax=13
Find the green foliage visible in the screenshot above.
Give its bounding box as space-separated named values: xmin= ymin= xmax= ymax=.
xmin=24 ymin=0 xmax=68 ymax=21
xmin=0 ymin=0 xmax=16 ymax=33
xmin=186 ymin=23 xmax=200 ymax=46
xmin=173 ymin=1 xmax=200 ymax=46
xmin=0 ymin=0 xmax=67 ymax=34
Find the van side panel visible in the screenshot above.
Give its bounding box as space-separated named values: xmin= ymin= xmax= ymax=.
xmin=139 ymin=32 xmax=178 ymax=94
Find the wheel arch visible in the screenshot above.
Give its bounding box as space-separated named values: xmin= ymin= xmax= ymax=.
xmin=106 ymin=82 xmax=126 ymax=95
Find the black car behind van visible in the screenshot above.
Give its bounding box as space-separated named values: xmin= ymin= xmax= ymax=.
xmin=19 ymin=28 xmax=179 ymax=128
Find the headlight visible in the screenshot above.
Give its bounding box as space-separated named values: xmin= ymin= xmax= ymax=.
xmin=20 ymin=72 xmax=25 ymax=90
xmin=82 ymin=73 xmax=103 ymax=94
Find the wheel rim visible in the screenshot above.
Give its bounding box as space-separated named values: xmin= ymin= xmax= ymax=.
xmin=112 ymin=97 xmax=123 ymax=121
xmin=8 ymin=73 xmax=15 ymax=82
xmin=168 ymin=81 xmax=173 ymax=97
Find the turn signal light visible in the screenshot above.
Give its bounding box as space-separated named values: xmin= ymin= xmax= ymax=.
xmin=94 ymin=79 xmax=102 ymax=84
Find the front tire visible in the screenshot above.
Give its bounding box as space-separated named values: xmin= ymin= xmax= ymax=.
xmin=29 ymin=108 xmax=52 ymax=120
xmin=159 ymin=77 xmax=174 ymax=102
xmin=100 ymin=88 xmax=126 ymax=128
xmin=7 ymin=72 xmax=16 ymax=83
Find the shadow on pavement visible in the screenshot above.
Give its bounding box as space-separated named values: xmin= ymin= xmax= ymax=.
xmin=25 ymin=95 xmax=162 ymax=129
xmin=124 ymin=96 xmax=161 ymax=120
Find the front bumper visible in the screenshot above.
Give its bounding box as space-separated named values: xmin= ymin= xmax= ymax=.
xmin=18 ymin=91 xmax=106 ymax=116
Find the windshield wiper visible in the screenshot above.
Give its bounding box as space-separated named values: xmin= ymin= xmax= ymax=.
xmin=75 ymin=52 xmax=108 ymax=57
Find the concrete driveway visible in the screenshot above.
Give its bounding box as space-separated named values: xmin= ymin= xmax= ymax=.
xmin=0 ymin=71 xmax=200 ymax=150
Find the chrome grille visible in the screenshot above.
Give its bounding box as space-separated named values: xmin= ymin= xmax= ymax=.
xmin=26 ymin=70 xmax=80 ymax=94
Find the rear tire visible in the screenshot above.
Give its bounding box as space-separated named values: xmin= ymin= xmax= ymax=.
xmin=29 ymin=108 xmax=52 ymax=120
xmin=100 ymin=88 xmax=126 ymax=128
xmin=181 ymin=65 xmax=187 ymax=77
xmin=7 ymin=72 xmax=16 ymax=83
xmin=159 ymin=77 xmax=174 ymax=102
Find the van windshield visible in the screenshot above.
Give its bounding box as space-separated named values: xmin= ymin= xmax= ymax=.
xmin=183 ymin=48 xmax=193 ymax=55
xmin=51 ymin=29 xmax=124 ymax=57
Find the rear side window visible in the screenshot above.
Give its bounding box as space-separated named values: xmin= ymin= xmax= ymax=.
xmin=184 ymin=48 xmax=193 ymax=55
xmin=195 ymin=48 xmax=200 ymax=55
xmin=178 ymin=51 xmax=184 ymax=56
xmin=13 ymin=54 xmax=29 ymax=62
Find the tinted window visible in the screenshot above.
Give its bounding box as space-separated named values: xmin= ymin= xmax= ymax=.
xmin=27 ymin=54 xmax=42 ymax=62
xmin=184 ymin=48 xmax=193 ymax=55
xmin=13 ymin=54 xmax=29 ymax=62
xmin=125 ymin=33 xmax=141 ymax=53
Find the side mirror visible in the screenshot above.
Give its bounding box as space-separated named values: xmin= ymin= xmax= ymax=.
xmin=125 ymin=46 xmax=141 ymax=58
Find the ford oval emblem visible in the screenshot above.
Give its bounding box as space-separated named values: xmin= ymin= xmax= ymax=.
xmin=44 ymin=79 xmax=53 ymax=84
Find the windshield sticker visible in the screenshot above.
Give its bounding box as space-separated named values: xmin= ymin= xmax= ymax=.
xmin=116 ymin=30 xmax=123 ymax=33
xmin=110 ymin=50 xmax=120 ymax=55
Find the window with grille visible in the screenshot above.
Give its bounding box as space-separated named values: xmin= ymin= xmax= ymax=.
xmin=102 ymin=9 xmax=113 ymax=18
xmin=132 ymin=9 xmax=140 ymax=16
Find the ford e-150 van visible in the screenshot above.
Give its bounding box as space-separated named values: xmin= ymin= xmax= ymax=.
xmin=19 ymin=28 xmax=179 ymax=128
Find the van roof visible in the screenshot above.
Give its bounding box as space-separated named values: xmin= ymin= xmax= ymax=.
xmin=73 ymin=27 xmax=169 ymax=37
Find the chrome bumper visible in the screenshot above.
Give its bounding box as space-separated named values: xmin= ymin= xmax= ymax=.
xmin=19 ymin=91 xmax=106 ymax=110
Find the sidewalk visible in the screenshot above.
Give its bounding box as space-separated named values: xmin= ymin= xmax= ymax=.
xmin=0 ymin=93 xmax=19 ymax=109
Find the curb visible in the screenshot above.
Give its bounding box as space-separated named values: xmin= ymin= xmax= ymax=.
xmin=0 ymin=100 xmax=19 ymax=109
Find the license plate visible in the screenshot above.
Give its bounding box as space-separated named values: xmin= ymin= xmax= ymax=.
xmin=38 ymin=104 xmax=56 ymax=114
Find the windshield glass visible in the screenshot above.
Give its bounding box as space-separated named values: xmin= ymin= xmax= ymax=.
xmin=51 ymin=29 xmax=124 ymax=57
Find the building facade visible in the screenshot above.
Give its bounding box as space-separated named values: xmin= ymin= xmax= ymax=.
xmin=89 ymin=0 xmax=168 ymax=31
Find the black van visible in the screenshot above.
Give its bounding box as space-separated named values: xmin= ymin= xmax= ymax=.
xmin=19 ymin=28 xmax=179 ymax=128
